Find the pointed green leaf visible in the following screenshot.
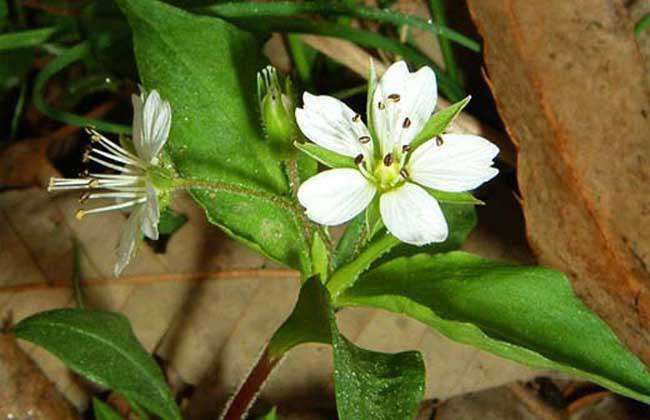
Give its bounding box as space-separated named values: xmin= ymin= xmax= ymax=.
xmin=0 ymin=27 xmax=57 ymax=51
xmin=93 ymin=399 xmax=124 ymax=420
xmin=14 ymin=309 xmax=180 ymax=420
xmin=117 ymin=0 xmax=311 ymax=273
xmin=294 ymin=141 xmax=356 ymax=168
xmin=410 ymin=95 xmax=471 ymax=150
xmin=364 ymin=196 xmax=383 ymax=240
xmin=337 ymin=251 xmax=650 ymax=404
xmin=267 ymin=276 xmax=331 ymax=358
xmin=268 ymin=277 xmax=425 ymax=419
xmin=157 ymin=208 xmax=187 ymax=236
xmin=332 ymin=213 xmax=366 ymax=271
xmin=310 ymin=232 xmax=330 ymax=280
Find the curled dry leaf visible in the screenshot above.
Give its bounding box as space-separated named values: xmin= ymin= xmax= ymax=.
xmin=0 ymin=333 xmax=79 ymax=420
xmin=467 ymin=0 xmax=650 ymax=363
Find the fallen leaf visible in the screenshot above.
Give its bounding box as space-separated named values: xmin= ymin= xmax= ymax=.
xmin=0 ymin=189 xmax=536 ymax=414
xmin=0 ymin=333 xmax=79 ymax=419
xmin=467 ymin=0 xmax=650 ymax=363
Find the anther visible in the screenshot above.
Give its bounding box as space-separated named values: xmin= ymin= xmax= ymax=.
xmin=378 ymin=102 xmax=385 ymax=110
xmin=358 ymin=135 xmax=371 ymax=144
xmin=89 ymin=179 xmax=100 ymax=188
xmin=352 ymin=114 xmax=361 ymax=122
xmin=79 ymin=192 xmax=91 ymax=204
xmin=436 ymin=136 xmax=444 ymax=146
xmin=383 ymin=153 xmax=393 ymax=166
xmin=82 ymin=147 xmax=92 ymax=162
xmin=75 ymin=210 xmax=86 ymax=220
xmin=400 ymin=168 xmax=409 ymax=179
xmin=388 ymin=93 xmax=401 ymax=102
xmin=402 ymin=145 xmax=412 ymax=153
xmin=354 ymin=154 xmax=364 ymax=165
xmin=402 ymin=117 xmax=412 ymax=128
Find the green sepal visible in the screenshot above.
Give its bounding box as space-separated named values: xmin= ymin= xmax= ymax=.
xmin=425 ymin=188 xmax=484 ymax=205
xmin=410 ymin=95 xmax=471 ymax=151
xmin=310 ymin=232 xmax=330 ymax=281
xmin=365 ymin=196 xmax=383 ymax=241
xmin=294 ymin=141 xmax=356 ymax=168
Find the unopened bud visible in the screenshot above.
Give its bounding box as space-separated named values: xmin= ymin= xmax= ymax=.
xmin=257 ymin=66 xmax=298 ymax=158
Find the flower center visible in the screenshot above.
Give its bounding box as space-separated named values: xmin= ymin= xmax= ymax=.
xmin=371 ymin=154 xmax=405 ymax=191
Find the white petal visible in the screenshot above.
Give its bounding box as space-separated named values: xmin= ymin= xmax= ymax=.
xmin=380 ymin=183 xmax=447 ymax=245
xmin=297 ymin=168 xmax=376 ymax=226
xmin=131 ymin=92 xmax=144 ymax=152
xmin=135 ymin=89 xmax=171 ymax=163
xmin=295 ymin=92 xmax=371 ymax=158
xmin=408 ymin=134 xmax=499 ymax=192
xmin=114 ymin=205 xmax=145 ymax=277
xmin=372 ymin=61 xmax=437 ymax=154
xmin=141 ymin=181 xmax=160 ymax=240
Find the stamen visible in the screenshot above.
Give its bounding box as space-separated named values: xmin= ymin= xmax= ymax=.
xmin=436 ymin=136 xmax=444 ymax=146
xmin=352 ymin=114 xmax=361 ymax=122
xmin=354 ymin=154 xmax=364 ymax=165
xmin=402 ymin=117 xmax=412 ymax=128
xmin=388 ymin=94 xmax=401 ymax=102
xmin=383 ymin=154 xmax=393 ymax=166
xmin=87 ymin=192 xmax=144 ymax=200
xmin=85 ymin=154 xmax=137 ymax=173
xmin=358 ymin=136 xmax=371 ymax=144
xmin=378 ymin=102 xmax=385 ymax=110
xmin=76 ymin=197 xmax=146 ymax=219
xmin=87 ymin=128 xmax=142 ymax=163
xmin=400 ymin=168 xmax=409 ymax=179
xmin=90 ymin=147 xmax=144 ymax=168
xmin=402 ymin=145 xmax=412 ymax=153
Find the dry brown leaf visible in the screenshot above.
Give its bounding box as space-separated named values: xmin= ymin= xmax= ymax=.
xmin=467 ymin=0 xmax=650 ymax=363
xmin=0 ymin=189 xmax=536 ymax=414
xmin=0 ymin=333 xmax=79 ymax=419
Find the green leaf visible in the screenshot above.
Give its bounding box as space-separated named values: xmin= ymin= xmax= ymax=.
xmin=257 ymin=407 xmax=279 ymax=420
xmin=427 ymin=189 xmax=484 ymax=205
xmin=337 ymin=251 xmax=650 ymax=404
xmin=364 ymin=196 xmax=383 ymax=240
xmin=157 ymin=208 xmax=187 ymax=236
xmin=267 ymin=276 xmax=331 ymax=358
xmin=410 ymin=95 xmax=471 ymax=150
xmin=331 ymin=326 xmax=424 ymax=420
xmin=118 ymin=0 xmax=311 ymax=273
xmin=93 ymin=399 xmax=124 ymax=420
xmin=268 ymin=277 xmax=425 ymax=419
xmin=0 ymin=27 xmax=57 ymax=51
xmin=310 ymin=232 xmax=329 ymax=280
xmin=332 ymin=213 xmax=366 ymax=271
xmin=294 ymin=141 xmax=356 ymax=169
xmin=13 ymin=309 xmax=181 ymax=420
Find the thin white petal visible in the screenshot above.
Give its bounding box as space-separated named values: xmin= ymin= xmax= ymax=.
xmin=131 ymin=92 xmax=144 ymax=153
xmin=135 ymin=89 xmax=171 ymax=163
xmin=408 ymin=134 xmax=499 ymax=192
xmin=380 ymin=183 xmax=447 ymax=245
xmin=141 ymin=181 xmax=160 ymax=240
xmin=297 ymin=168 xmax=376 ymax=226
xmin=295 ymin=92 xmax=371 ymax=158
xmin=372 ymin=61 xmax=437 ymax=154
xmin=114 ymin=205 xmax=144 ymax=277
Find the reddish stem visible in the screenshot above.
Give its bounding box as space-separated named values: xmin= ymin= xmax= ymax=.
xmin=221 ymin=345 xmax=281 ymax=420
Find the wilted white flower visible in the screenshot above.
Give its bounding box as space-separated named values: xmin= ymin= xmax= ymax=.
xmin=48 ymin=89 xmax=172 ymax=276
xmin=295 ymin=61 xmax=499 ymax=245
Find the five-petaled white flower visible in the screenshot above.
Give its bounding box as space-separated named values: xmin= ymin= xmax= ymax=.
xmin=48 ymin=89 xmax=172 ymax=276
xmin=295 ymin=61 xmax=499 ymax=245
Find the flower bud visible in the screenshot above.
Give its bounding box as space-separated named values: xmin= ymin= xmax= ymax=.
xmin=257 ymin=66 xmax=298 ymax=158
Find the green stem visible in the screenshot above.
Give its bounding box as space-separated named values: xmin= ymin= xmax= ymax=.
xmin=33 ymin=42 xmax=131 ymax=135
xmin=286 ymin=34 xmax=313 ymax=89
xmin=428 ymin=0 xmax=460 ymax=85
xmin=327 ymin=233 xmax=399 ymax=300
xmin=10 ymin=81 xmax=27 ymax=139
xmin=200 ymin=1 xmax=479 ymax=52
xmin=207 ymin=15 xmax=464 ymax=101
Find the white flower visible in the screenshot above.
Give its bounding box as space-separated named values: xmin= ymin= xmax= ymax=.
xmin=48 ymin=89 xmax=172 ymax=276
xmin=295 ymin=61 xmax=499 ymax=246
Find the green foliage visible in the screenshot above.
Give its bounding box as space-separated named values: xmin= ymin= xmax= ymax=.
xmin=0 ymin=27 xmax=56 ymax=51
xmin=93 ymin=399 xmax=124 ymax=420
xmin=332 ymin=213 xmax=366 ymax=271
xmin=157 ymin=208 xmax=187 ymax=236
xmin=337 ymin=251 xmax=650 ymax=404
xmin=268 ymin=277 xmax=425 ymax=419
xmin=117 ymin=0 xmax=312 ymax=273
xmin=410 ymin=95 xmax=471 ymax=150
xmin=294 ymin=141 xmax=356 ymax=169
xmin=14 ymin=309 xmax=180 ymax=420
xmin=258 ymin=407 xmax=279 ymax=420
